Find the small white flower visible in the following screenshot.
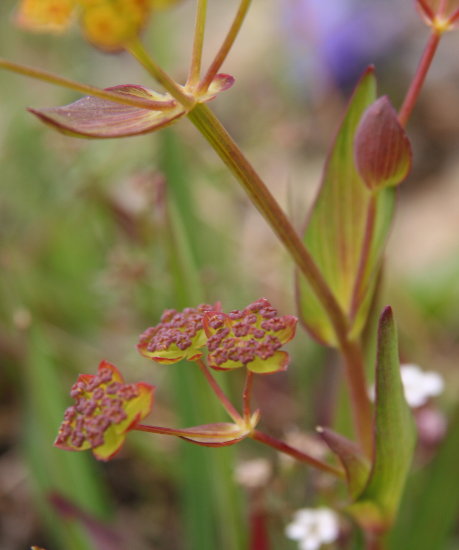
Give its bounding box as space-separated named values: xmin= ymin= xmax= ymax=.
xmin=400 ymin=364 xmax=444 ymax=408
xmin=369 ymin=364 xmax=444 ymax=408
xmin=285 ymin=507 xmax=339 ymax=550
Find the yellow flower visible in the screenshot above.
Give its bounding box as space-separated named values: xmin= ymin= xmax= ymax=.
xmin=15 ymin=0 xmax=175 ymax=51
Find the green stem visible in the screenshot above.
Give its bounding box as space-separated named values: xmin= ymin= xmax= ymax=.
xmin=197 ymin=0 xmax=252 ymax=93
xmin=187 ymin=0 xmax=208 ymax=87
xmin=187 ymin=103 xmax=349 ymax=344
xmin=196 ymin=358 xmax=243 ymax=423
xmin=398 ymin=30 xmax=442 ymax=127
xmin=127 ymin=39 xmax=196 ymax=109
xmin=187 ymin=102 xmax=374 ymax=452
xmin=251 ymin=430 xmax=344 ymax=477
xmin=0 ymin=57 xmax=175 ymax=110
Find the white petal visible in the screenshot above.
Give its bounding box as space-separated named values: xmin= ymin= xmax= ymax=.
xmin=315 ymin=508 xmax=340 ymax=542
xmin=299 ymin=535 xmax=321 ymax=550
xmin=286 ymin=522 xmax=306 ymax=541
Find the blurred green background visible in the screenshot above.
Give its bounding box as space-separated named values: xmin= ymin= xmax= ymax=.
xmin=1 ymin=0 xmax=459 ymax=548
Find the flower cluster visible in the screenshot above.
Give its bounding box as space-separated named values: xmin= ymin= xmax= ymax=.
xmin=204 ymin=298 xmax=297 ymax=374
xmin=138 ymin=298 xmax=297 ymax=375
xmin=285 ymin=507 xmax=340 ymax=550
xmin=138 ymin=303 xmax=218 ymax=364
xmin=16 ymin=0 xmax=154 ymax=50
xmin=54 ymin=360 xmax=154 ymax=460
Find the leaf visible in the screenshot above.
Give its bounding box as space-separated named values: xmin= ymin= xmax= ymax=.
xmin=389 ymin=403 xmax=459 ymax=549
xmin=179 ymin=422 xmax=250 ymax=447
xmin=317 ymin=426 xmax=370 ymax=499
xmin=349 ymin=307 xmax=416 ymax=532
xmin=29 ymin=74 xmax=235 ymax=139
xmin=355 ymin=97 xmax=412 ymax=191
xmin=296 ymin=68 xmax=395 ymax=346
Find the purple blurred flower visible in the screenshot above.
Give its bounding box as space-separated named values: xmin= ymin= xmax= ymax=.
xmin=282 ymin=0 xmax=410 ymax=91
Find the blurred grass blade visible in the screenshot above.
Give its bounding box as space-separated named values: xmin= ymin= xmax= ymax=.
xmin=389 ymin=403 xmax=459 ymax=549
xmin=160 ymin=129 xmax=244 ymax=550
xmin=24 ymin=327 xmax=112 ymax=550
xmin=349 ymin=307 xmax=416 ymax=531
xmin=296 ymin=68 xmax=395 ymax=345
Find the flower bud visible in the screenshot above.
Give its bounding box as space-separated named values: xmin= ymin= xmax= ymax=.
xmin=354 ymin=96 xmax=412 ymax=191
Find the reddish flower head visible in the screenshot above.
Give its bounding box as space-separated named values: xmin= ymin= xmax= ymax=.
xmin=54 ymin=360 xmax=154 ymax=461
xmin=138 ymin=304 xmax=220 ymax=364
xmin=204 ymin=298 xmax=297 ymax=374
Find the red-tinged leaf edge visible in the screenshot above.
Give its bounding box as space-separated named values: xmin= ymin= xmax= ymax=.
xmin=317 ymin=426 xmax=371 ymax=499
xmin=29 ymin=84 xmax=185 ymax=139
xmin=355 ymin=96 xmax=412 ymax=191
xmin=28 ymin=74 xmax=235 ymax=139
xmin=179 ymin=422 xmax=250 ymax=447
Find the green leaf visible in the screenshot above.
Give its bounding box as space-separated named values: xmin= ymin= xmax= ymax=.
xmin=349 ymin=307 xmax=416 ymax=532
xmin=389 ymin=403 xmax=459 ymax=550
xmin=296 ymin=68 xmax=395 ymax=346
xmin=317 ymin=426 xmax=371 ymax=499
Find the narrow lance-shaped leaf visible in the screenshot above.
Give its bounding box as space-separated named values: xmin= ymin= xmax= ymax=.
xmin=349 ymin=307 xmax=416 ymax=532
xmin=296 ymin=68 xmax=395 ymax=346
xmin=29 ymin=74 xmax=235 ymax=139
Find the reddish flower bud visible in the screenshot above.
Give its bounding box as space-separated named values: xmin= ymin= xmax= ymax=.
xmin=354 ymin=96 xmax=412 ymax=191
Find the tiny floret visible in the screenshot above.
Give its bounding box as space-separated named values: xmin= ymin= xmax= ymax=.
xmin=204 ymin=298 xmax=297 ymax=374
xmin=138 ymin=304 xmax=218 ymax=364
xmin=285 ymin=507 xmax=340 ymax=550
xmin=54 ymin=360 xmax=155 ymax=461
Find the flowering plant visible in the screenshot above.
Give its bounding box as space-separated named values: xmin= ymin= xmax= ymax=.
xmin=0 ymin=0 xmax=456 ymax=548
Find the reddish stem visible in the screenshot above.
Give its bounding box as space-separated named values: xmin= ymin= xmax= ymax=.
xmin=196 ymin=358 xmax=243 ymax=423
xmin=416 ymin=0 xmax=435 ymax=20
xmin=398 ymin=31 xmax=442 ymax=127
xmin=350 ymin=193 xmax=377 ymax=320
xmin=448 ymin=7 xmax=459 ymax=25
xmin=251 ymin=430 xmax=344 ymax=477
xmin=340 ymin=339 xmax=374 ymax=457
xmin=243 ymin=370 xmax=254 ymax=421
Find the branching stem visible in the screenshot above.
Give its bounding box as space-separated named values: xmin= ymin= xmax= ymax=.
xmin=242 ymin=371 xmax=254 ymax=422
xmin=251 ymin=430 xmax=344 ymax=477
xmin=0 ymin=58 xmax=175 ymax=111
xmin=197 ymin=0 xmax=252 ymax=93
xmin=195 ymin=358 xmax=243 ymax=423
xmin=187 ymin=0 xmax=208 ymax=87
xmin=127 ymin=39 xmax=196 ymax=109
xmin=398 ymin=30 xmax=442 ymax=127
